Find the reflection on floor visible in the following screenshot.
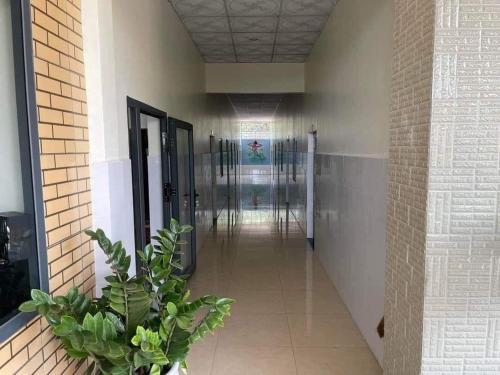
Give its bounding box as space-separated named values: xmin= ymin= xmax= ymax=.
xmin=187 ymin=215 xmax=382 ymax=374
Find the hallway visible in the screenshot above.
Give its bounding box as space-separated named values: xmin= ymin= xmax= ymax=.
xmin=186 ymin=217 xmax=382 ymax=375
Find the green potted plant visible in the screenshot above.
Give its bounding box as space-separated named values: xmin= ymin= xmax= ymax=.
xmin=19 ymin=219 xmax=234 ymax=375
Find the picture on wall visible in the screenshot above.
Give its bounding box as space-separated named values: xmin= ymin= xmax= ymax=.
xmin=241 ymin=139 xmax=271 ymax=166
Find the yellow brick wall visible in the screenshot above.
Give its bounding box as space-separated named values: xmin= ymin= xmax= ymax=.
xmin=0 ymin=0 xmax=94 ymax=373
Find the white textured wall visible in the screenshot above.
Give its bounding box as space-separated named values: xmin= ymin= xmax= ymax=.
xmin=206 ymin=63 xmax=305 ymax=93
xmin=422 ymin=1 xmax=500 ymax=373
xmin=0 ymin=0 xmax=24 ymax=213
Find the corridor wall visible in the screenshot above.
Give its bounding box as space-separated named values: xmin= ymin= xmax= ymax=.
xmin=274 ymin=0 xmax=393 ymax=364
xmin=82 ymin=0 xmax=238 ymax=293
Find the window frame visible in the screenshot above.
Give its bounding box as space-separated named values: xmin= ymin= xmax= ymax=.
xmin=0 ymin=0 xmax=49 ymax=342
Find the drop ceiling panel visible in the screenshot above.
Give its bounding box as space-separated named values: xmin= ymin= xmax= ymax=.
xmin=236 ymin=44 xmax=274 ymax=55
xmin=230 ymin=17 xmax=278 ymax=33
xmin=171 ymin=0 xmax=226 ymax=16
xmin=233 ymin=32 xmax=275 ymax=45
xmin=275 ymin=44 xmax=312 ymax=55
xmin=198 ymin=44 xmax=235 ymax=55
xmin=182 ymin=17 xmax=230 ymax=33
xmin=278 ymin=16 xmax=328 ymax=32
xmin=227 ymin=0 xmax=281 ymax=16
xmin=276 ymin=32 xmax=320 ymax=44
xmin=169 ymin=0 xmax=338 ymax=63
xmin=191 ymin=32 xmax=233 ymax=45
xmin=282 ymin=0 xmax=336 ymax=15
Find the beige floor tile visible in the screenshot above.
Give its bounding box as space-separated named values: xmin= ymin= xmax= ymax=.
xmin=230 ymin=270 xmax=282 ymax=290
xmin=282 ymin=290 xmax=350 ymax=316
xmin=190 ymin=219 xmax=381 ymax=374
xmin=218 ymin=313 xmax=292 ymax=347
xmin=279 ymin=268 xmax=334 ymax=290
xmin=211 ymin=346 xmax=297 ymax=375
xmin=287 ymin=315 xmax=367 ymax=348
xmin=228 ymin=289 xmax=286 ymax=315
xmin=188 ymin=270 xmax=232 ymax=290
xmin=294 ymin=347 xmax=382 ymax=375
xmin=232 ymin=260 xmax=280 ymax=274
xmin=233 ymin=248 xmax=282 ymax=265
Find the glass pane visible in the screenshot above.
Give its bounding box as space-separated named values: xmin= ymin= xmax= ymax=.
xmin=0 ymin=0 xmax=40 ymax=325
xmin=176 ymin=128 xmax=192 ymax=271
xmin=140 ymin=114 xmax=163 ymax=243
xmin=0 ymin=0 xmax=24 ymax=213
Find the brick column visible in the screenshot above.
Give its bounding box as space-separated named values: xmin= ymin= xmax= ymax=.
xmin=385 ymin=1 xmax=500 ymax=374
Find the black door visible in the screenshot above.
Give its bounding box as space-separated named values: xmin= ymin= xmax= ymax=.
xmin=127 ymin=98 xmax=170 ymax=273
xmin=167 ymin=117 xmax=196 ymax=276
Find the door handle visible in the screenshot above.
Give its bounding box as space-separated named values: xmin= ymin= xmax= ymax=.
xmin=163 ymin=183 xmax=177 ymax=202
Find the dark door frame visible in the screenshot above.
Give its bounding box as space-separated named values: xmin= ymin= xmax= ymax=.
xmin=167 ymin=117 xmax=197 ymax=276
xmin=127 ymin=97 xmax=168 ymax=273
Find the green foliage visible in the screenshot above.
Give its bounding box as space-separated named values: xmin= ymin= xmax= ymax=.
xmin=19 ymin=219 xmax=234 ymax=375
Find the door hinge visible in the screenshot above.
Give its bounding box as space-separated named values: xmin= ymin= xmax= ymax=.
xmin=163 ymin=183 xmax=177 ymax=202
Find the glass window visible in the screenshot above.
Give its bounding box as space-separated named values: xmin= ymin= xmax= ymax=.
xmin=0 ymin=0 xmax=47 ymax=339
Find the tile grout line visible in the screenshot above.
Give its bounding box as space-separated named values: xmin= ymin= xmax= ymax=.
xmin=279 ymin=252 xmax=300 ymax=375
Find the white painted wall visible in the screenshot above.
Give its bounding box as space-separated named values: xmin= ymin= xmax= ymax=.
xmin=0 ymin=0 xmax=24 ymax=213
xmin=82 ymin=0 xmax=237 ymax=293
xmin=272 ymin=0 xmax=393 ymax=364
xmin=305 ymin=0 xmax=392 ymax=157
xmin=206 ymin=63 xmax=305 ymax=93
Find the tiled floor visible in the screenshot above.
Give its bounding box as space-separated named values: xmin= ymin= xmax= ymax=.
xmin=187 ymin=218 xmax=382 ymax=375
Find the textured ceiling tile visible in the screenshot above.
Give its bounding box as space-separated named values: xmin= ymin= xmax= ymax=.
xmin=170 ymin=0 xmax=340 ymax=63
xmin=233 ymin=32 xmax=275 ymax=45
xmin=279 ymin=16 xmax=329 ymax=32
xmin=204 ymin=55 xmax=237 ymax=63
xmin=276 ymin=32 xmax=320 ymax=44
xmin=275 ymin=44 xmax=313 ymax=54
xmin=282 ymin=0 xmax=336 ymax=16
xmin=182 ymin=17 xmax=230 ymax=33
xmin=227 ymin=0 xmax=281 ymax=16
xmin=170 ymin=0 xmax=226 ymax=17
xmin=230 ymin=17 xmax=278 ymax=33
xmin=198 ymin=44 xmax=235 ymax=55
xmin=273 ymin=54 xmax=307 ymax=63
xmin=236 ymin=44 xmax=274 ymax=55
xmin=237 ymin=55 xmax=273 ymax=63
xmin=191 ymin=32 xmax=233 ymax=45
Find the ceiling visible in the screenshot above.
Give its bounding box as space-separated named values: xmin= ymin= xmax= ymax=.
xmin=169 ymin=0 xmax=338 ymax=63
xmin=228 ymin=94 xmax=283 ymax=119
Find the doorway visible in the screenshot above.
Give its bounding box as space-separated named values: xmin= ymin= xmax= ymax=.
xmin=306 ymin=131 xmax=317 ymax=247
xmin=167 ymin=117 xmax=197 ymax=275
xmin=127 ymin=98 xmax=197 ymax=276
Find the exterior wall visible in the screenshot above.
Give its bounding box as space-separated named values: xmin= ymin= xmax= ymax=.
xmin=0 ymin=0 xmax=93 ymax=374
xmin=384 ymin=0 xmax=435 ymax=373
xmin=421 ymin=1 xmax=500 ymax=373
xmin=205 ymin=63 xmax=305 ymax=93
